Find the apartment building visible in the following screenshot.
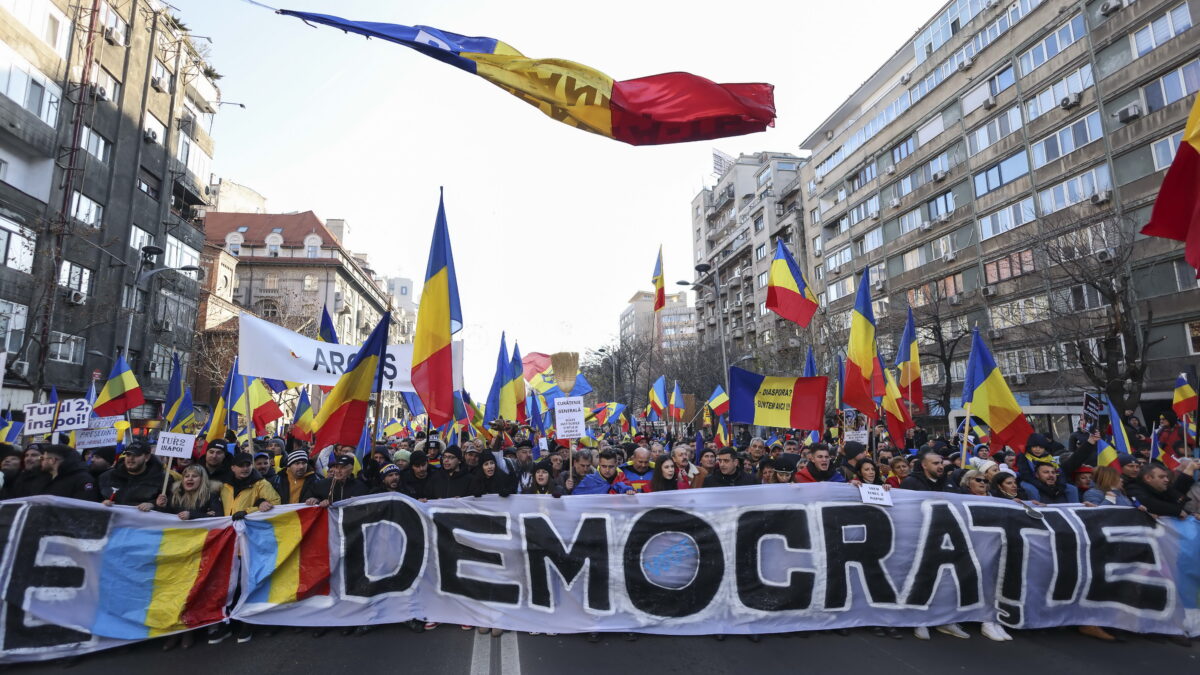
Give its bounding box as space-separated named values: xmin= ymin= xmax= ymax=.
xmin=781 ymin=0 xmax=1199 ymax=426
xmin=0 ymin=0 xmax=218 ymax=414
xmin=620 ymin=290 xmax=697 ymax=349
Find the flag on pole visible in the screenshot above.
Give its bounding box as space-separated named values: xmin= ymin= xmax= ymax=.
xmin=318 ymin=305 xmax=340 ymax=344
xmin=1173 ymin=372 xmax=1198 ymax=419
xmin=714 ymin=416 xmax=729 ymax=448
xmin=509 ymin=343 xmax=528 ymax=425
xmin=843 ymin=268 xmax=878 ymax=419
xmin=290 ymin=389 xmax=315 ymax=439
xmin=881 ymin=368 xmax=914 ymax=450
xmin=165 ymin=353 xmax=185 ymax=423
xmin=835 ymin=357 xmax=846 ymax=411
xmin=669 ymin=381 xmax=684 ymax=422
xmin=728 ymin=366 xmax=826 ymax=431
xmin=1139 ymin=93 xmax=1200 ymax=276
xmin=411 ymin=192 xmax=463 ymax=428
xmin=765 ymin=239 xmax=819 ymax=327
xmin=707 ymin=385 xmax=730 ymax=416
xmin=485 ymin=333 xmax=514 ymax=424
xmin=1148 ymin=422 xmax=1180 ymax=470
xmin=204 ymin=359 xmax=239 ymax=443
xmin=648 ymin=376 xmax=667 ymax=418
xmin=92 ymin=355 xmax=145 ymax=417
xmin=314 ymin=314 xmax=392 ymax=450
xmin=803 ymin=347 xmax=821 ymax=445
xmin=277 ymin=11 xmax=777 ymax=147
xmin=961 ymin=329 xmax=1034 ymax=452
xmin=652 ymin=246 xmax=666 ymax=311
xmin=168 ymin=388 xmax=196 ymax=433
xmin=895 ymin=307 xmax=924 ymax=412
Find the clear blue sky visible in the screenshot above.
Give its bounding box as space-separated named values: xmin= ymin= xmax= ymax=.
xmin=175 ymin=0 xmax=944 ymax=390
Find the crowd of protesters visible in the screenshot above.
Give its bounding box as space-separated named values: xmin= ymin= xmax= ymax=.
xmin=0 ymin=407 xmax=1197 ymax=649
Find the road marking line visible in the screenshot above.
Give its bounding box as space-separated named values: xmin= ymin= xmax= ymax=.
xmin=470 ymin=630 xmax=492 ymax=675
xmin=500 ymin=631 xmax=521 ymax=675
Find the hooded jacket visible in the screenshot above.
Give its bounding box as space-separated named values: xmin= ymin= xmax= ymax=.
xmin=100 ymin=459 xmax=169 ymax=506
xmin=469 ymin=465 xmax=514 ymax=498
xmin=219 ymin=470 xmax=281 ymax=515
xmin=269 ymin=469 xmax=320 ymax=505
xmin=39 ymin=453 xmax=99 ymax=501
xmin=8 ymin=469 xmax=50 ymax=498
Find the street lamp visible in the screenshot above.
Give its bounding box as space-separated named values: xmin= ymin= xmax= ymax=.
xmin=681 ymin=261 xmax=730 ymax=394
xmin=121 ymin=244 xmax=201 ymax=360
xmin=597 ymin=346 xmax=618 ymax=402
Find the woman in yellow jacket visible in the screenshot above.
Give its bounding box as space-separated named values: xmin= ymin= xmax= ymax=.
xmin=220 ymin=452 xmax=281 ymax=516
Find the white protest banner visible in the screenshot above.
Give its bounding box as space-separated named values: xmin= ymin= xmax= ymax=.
xmin=155 ymin=432 xmax=198 ymax=459
xmin=52 ymin=399 xmax=93 ymax=432
xmin=553 ymin=396 xmax=586 ymax=439
xmin=858 ymin=483 xmax=894 ymax=506
xmin=90 ymin=415 xmax=124 ymax=430
xmin=238 ymin=313 xmax=464 ymax=392
xmin=22 ymin=403 xmax=57 ymax=436
xmin=75 ymin=428 xmax=120 ymax=450
xmin=844 ymin=430 xmax=869 ymax=445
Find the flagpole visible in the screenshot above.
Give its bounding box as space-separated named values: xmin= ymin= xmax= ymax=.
xmin=961 ymin=401 xmax=972 ymax=454
xmin=243 ymin=375 xmax=254 ymax=448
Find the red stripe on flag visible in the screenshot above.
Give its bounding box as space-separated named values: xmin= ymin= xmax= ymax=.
xmin=413 ymin=344 xmax=455 ymax=428
xmin=296 ymin=507 xmax=331 ymax=600
xmin=609 ymin=75 xmax=775 ymax=146
xmin=766 ymin=286 xmax=817 ymax=327
xmin=314 ymin=399 xmax=371 ymax=450
xmin=1142 ymin=142 xmax=1200 ymax=276
xmin=843 ymin=361 xmax=878 ymax=421
xmin=93 ymin=388 xmax=146 ymax=417
xmin=180 ymin=527 xmax=236 ymax=628
xmin=787 ymin=377 xmax=828 ymax=430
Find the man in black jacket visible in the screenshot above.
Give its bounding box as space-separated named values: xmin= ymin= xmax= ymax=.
xmin=100 ymin=442 xmax=168 ymax=506
xmin=1127 ymin=460 xmax=1197 ymax=517
xmin=899 ymin=450 xmax=955 ymax=492
xmin=314 ymin=455 xmax=369 ymax=505
xmin=400 ymin=451 xmax=431 ymax=499
xmin=428 ymin=446 xmax=471 ymax=499
xmin=270 ymin=450 xmax=320 ymax=505
xmin=702 ymin=448 xmax=754 ymax=487
xmin=38 ymin=444 xmax=99 ymax=501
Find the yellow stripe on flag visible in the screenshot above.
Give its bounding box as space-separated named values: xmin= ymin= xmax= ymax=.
xmin=270 ymin=511 xmax=303 ymax=605
xmin=146 ymin=528 xmax=208 ymax=636
xmin=412 ymin=268 xmax=451 ymax=364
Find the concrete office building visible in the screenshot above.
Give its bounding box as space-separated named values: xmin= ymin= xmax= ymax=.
xmin=0 ymin=0 xmax=218 ymax=415
xmin=620 ymin=290 xmax=697 ymax=349
xmin=790 ymin=0 xmax=1199 ymax=427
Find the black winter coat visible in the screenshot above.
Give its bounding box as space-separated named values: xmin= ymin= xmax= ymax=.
xmin=428 ymin=466 xmax=472 ymax=499
xmin=40 ymin=454 xmax=99 ymax=501
xmin=1127 ymin=473 xmax=1195 ymax=516
xmin=100 ymin=460 xmax=170 ymax=505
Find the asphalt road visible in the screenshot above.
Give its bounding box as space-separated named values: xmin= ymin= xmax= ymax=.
xmin=3 ymin=624 xmax=1197 ymax=674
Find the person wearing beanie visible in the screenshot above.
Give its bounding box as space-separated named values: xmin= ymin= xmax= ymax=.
xmin=313 ymin=455 xmax=369 ymax=505
xmin=202 ymin=440 xmax=235 ymax=484
xmin=835 ymin=441 xmax=868 ymax=482
xmin=1156 ymin=411 xmax=1185 ymax=453
xmin=756 ymin=457 xmax=777 ymax=485
xmin=219 ymin=452 xmax=280 ymax=516
xmin=400 ymin=450 xmax=432 ymax=499
xmin=270 ymin=450 xmax=320 ymax=505
xmin=99 ymin=442 xmax=169 ymax=506
xmin=87 ymin=445 xmax=117 ymax=481
xmin=373 ymin=464 xmax=405 ymax=494
xmin=428 ymin=445 xmax=471 ymax=499
xmin=470 ymin=453 xmax=513 ymax=498
xmin=0 ymin=444 xmax=21 ymax=499
xmin=774 ymin=454 xmax=800 ymax=484
xmin=524 ymin=458 xmax=562 ymax=497
xmin=1016 ymin=433 xmax=1059 ymax=484
xmin=36 ymin=444 xmax=99 ymax=501
xmin=392 ymin=449 xmax=412 ymax=471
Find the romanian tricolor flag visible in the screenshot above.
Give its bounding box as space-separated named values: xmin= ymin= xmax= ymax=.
xmin=204 ymin=360 xmax=240 ymax=443
xmin=648 ymin=376 xmax=667 ymax=419
xmin=1173 ymin=372 xmax=1198 ymax=419
xmin=290 ymin=389 xmax=315 ymax=439
xmin=522 ymin=352 xmax=592 ymax=404
xmin=669 ymin=380 xmax=684 ymax=422
xmin=93 ymin=355 xmax=145 ymax=417
xmin=1141 ymin=93 xmax=1200 ymax=276
xmin=1 ymin=411 xmax=23 ymax=443
xmin=835 ymin=357 xmax=845 ymax=411
xmin=242 ymin=507 xmax=331 ymax=607
xmin=652 ymin=246 xmax=666 ymax=311
xmin=1103 ymin=397 xmax=1135 ymax=468
xmin=165 ymin=352 xmax=185 ymax=424
xmin=803 ymin=347 xmax=821 ymax=445
xmin=384 ymin=418 xmax=404 ymax=437
xmin=485 ymin=333 xmax=519 ymax=424
xmin=895 ymin=307 xmax=924 ymax=412
xmin=314 ymin=314 xmax=391 ymax=450
xmin=278 ymin=11 xmax=775 ymax=146
xmin=728 ymin=366 xmax=826 ymax=431
xmin=714 ymin=416 xmax=730 ymax=448
xmin=411 ymin=193 xmax=462 ymax=428
xmin=510 ymin=343 xmax=528 ymax=424
xmin=243 ymin=378 xmax=285 ymax=434
xmin=766 ymin=239 xmax=819 ymax=327
xmin=707 ymin=385 xmax=730 ymax=416
xmin=881 ymin=368 xmax=914 ymax=450
xmin=318 ymin=305 xmax=340 ymax=344
xmin=91 ymin=524 xmax=237 ymax=638
xmin=1149 ymin=425 xmax=1181 ymax=470
xmin=168 ymin=387 xmax=196 ymax=433
xmin=843 ymin=268 xmax=878 ymax=420
xmin=961 ymin=329 xmax=1034 ymax=453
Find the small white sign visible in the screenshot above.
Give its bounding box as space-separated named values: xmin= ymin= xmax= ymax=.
xmin=156 ymin=432 xmax=198 ymax=459
xmin=23 ymin=403 xmax=58 ymax=436
xmin=90 ymin=415 xmax=124 ymax=430
xmin=52 ymin=399 xmax=93 ymax=432
xmin=859 ymin=483 xmax=894 ymax=507
xmin=75 ymin=428 xmax=119 ymax=450
xmin=845 ymin=430 xmax=870 ymax=445
xmin=538 ymin=437 xmax=549 ymax=453
xmin=553 ymin=396 xmax=586 ymax=440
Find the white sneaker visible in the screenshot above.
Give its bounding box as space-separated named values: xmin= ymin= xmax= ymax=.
xmin=981 ymin=622 xmax=1011 ymax=642
xmin=913 ymin=626 xmax=930 ymax=640
xmin=935 ymin=623 xmax=970 ymax=639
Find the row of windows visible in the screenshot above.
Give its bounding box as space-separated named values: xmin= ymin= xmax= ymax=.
xmin=1132 ymin=3 xmax=1192 ymax=59
xmin=0 ymin=39 xmax=60 ymax=126
xmin=1026 ymin=63 xmax=1093 ymax=121
xmin=1017 ymin=13 xmax=1086 ymax=76
xmin=973 ymin=150 xmax=1029 ymax=198
xmin=1031 ymin=111 xmax=1103 ymax=168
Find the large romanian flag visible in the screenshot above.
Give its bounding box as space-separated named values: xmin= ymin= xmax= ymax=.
xmin=961 ymin=329 xmax=1034 ymax=452
xmin=728 ymin=366 xmax=826 ymax=431
xmin=242 ymin=508 xmax=331 ymax=607
xmin=843 ymin=268 xmax=878 ymax=420
xmin=1173 ymin=372 xmax=1197 ymax=419
xmin=894 ymin=307 xmax=924 ymax=412
xmin=765 ymin=239 xmax=819 ymax=327
xmin=314 ymin=313 xmax=391 ymax=450
xmin=881 ymin=368 xmax=914 ymax=450
xmin=652 ymin=247 xmax=666 ymax=311
xmin=278 ymin=11 xmax=775 ymax=146
xmin=1141 ymin=94 xmax=1200 ymax=276
xmin=1097 ymin=397 xmax=1133 ymax=468
xmin=93 ymin=355 xmax=145 ymax=417
xmin=411 ymin=193 xmax=462 ymax=429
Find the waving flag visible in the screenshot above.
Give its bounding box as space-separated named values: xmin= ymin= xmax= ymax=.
xmin=1 ymin=411 xmax=23 ymax=444
xmin=1141 ymin=93 xmax=1200 ymax=275
xmin=669 ymin=381 xmax=684 ymax=422
xmin=289 ymin=389 xmax=315 ymax=439
xmin=895 ymin=307 xmax=924 ymax=412
xmin=729 ymin=366 xmax=826 ymax=431
xmin=485 ymin=333 xmax=515 ymax=424
xmin=315 ymin=314 xmax=392 ymax=450
xmin=411 ymin=192 xmax=463 ymax=428
xmin=766 ymin=240 xmax=819 ymax=327
xmin=522 ymin=352 xmax=593 ymax=404
xmin=881 ymin=368 xmax=914 ymax=450
xmin=843 ymin=268 xmax=878 ymax=420
xmin=652 ymin=247 xmax=666 ymax=311
xmin=168 ymin=388 xmax=196 ymax=433
xmin=714 ymin=416 xmax=730 ymax=448
xmin=707 ymin=385 xmax=730 ymax=416
xmin=509 ymin=344 xmax=528 ymax=424
xmin=317 ymin=305 xmax=340 ymax=344
xmin=278 ymin=11 xmax=775 ymax=146
xmin=204 ymin=360 xmax=238 ymax=443
xmin=835 ymin=357 xmax=845 ymax=411
xmin=648 ymin=376 xmax=667 ymax=418
xmin=803 ymin=347 xmax=821 ymax=445
xmin=164 ymin=353 xmax=185 ymax=424
xmin=93 ymin=355 xmax=145 ymax=417
xmin=961 ymin=329 xmax=1034 ymax=452
xmin=1173 ymin=372 xmax=1198 ymax=419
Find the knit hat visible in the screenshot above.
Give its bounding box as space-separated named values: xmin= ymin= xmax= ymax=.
xmin=392 ymin=449 xmax=411 ymax=463
xmin=285 ymin=450 xmax=309 ymax=467
xmin=408 ymin=450 xmax=428 ymax=467
xmin=532 ymin=458 xmax=553 ymax=474
xmin=89 ymin=446 xmax=117 ymax=464
xmin=775 ymin=453 xmax=800 ymax=473
xmin=1025 ymin=433 xmax=1051 ymax=451
xmin=842 ymin=441 xmax=866 ymax=458
xmin=443 ymin=445 xmax=463 ymax=461
xmin=974 ymin=459 xmax=998 ymax=475
xmin=380 ymin=463 xmax=401 ymax=477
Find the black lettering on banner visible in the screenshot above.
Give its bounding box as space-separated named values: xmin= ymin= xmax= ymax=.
xmin=1075 ymin=508 xmax=1169 ymax=613
xmin=340 ymin=499 xmax=426 ymax=598
xmin=1041 ymin=510 xmax=1081 ymax=604
xmin=819 ymin=504 xmax=898 ymax=609
xmin=521 ymin=515 xmax=610 ymax=612
xmin=966 ymin=504 xmax=1048 ymax=627
xmin=623 ymin=508 xmax=723 ymax=618
xmin=381 ymin=351 xmax=398 ymax=382
xmin=734 ymin=509 xmax=814 ymax=611
xmin=327 ymin=350 xmax=346 ymax=374
xmin=312 ymin=349 xmax=330 ymax=374
xmin=3 ymin=504 xmax=110 ymax=651
xmin=902 ymin=502 xmax=982 ymax=609
xmin=434 ymin=512 xmax=520 ymax=605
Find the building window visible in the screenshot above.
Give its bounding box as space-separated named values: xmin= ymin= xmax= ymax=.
xmin=857 ymin=227 xmax=883 ymax=255
xmin=144 ymin=114 xmax=166 ymax=144
xmin=926 ymin=190 xmax=956 ymax=219
xmin=1038 ymin=164 xmax=1110 ymax=215
xmin=0 ymin=42 xmax=61 ymax=126
xmin=1025 ymin=64 xmax=1093 ymax=122
xmin=1152 ymin=131 xmax=1185 ymax=171
xmin=304 ymin=274 xmax=318 ymax=291
xmin=0 ymin=300 xmax=28 ymax=353
xmin=985 ymin=249 xmax=1035 ymax=284
xmin=1031 ymin=112 xmax=1102 ymax=168
xmin=155 ymin=288 xmax=197 ymax=329
xmin=811 ymin=235 xmax=822 ymax=255
xmin=165 ymin=234 xmax=200 ymax=272
xmin=268 ymin=244 xmax=280 ymax=257
xmin=148 ymin=344 xmax=173 ymax=381
xmin=58 ymin=261 xmax=91 ymax=293
xmin=937 ymin=273 xmax=964 ymax=298
xmin=122 ymin=285 xmax=147 ymax=312
xmin=753 ymin=214 xmax=764 ymax=233
xmin=754 ymin=243 xmax=767 ymax=260
xmin=898 ymin=153 xmax=949 ymax=197
xmin=137 ymin=169 xmax=161 ymax=200
xmin=848 ymin=195 xmax=880 ymax=226
xmin=850 ymin=163 xmax=877 ymax=192
xmin=0 ymin=218 xmax=36 ymax=273
xmin=980 ymin=197 xmax=1036 ymax=240
xmin=151 ymin=59 xmax=171 ymax=90
xmin=1018 ymin=14 xmax=1086 ymax=76
xmin=228 ymin=243 xmax=240 ymax=256
xmin=898 ymin=208 xmax=924 ymax=235
xmin=1142 ymin=58 xmax=1200 ymax=114
xmin=130 ymin=224 xmax=155 ymax=252
xmin=90 ymin=62 xmax=121 ymax=102
xmin=264 ymin=273 xmax=278 ymax=290
xmin=71 ymin=192 xmax=103 ymax=227
xmin=967 ymin=105 xmax=1022 ymax=156
xmin=974 ymin=150 xmax=1030 ymax=197
xmin=756 ymin=271 xmax=768 ymax=289
xmin=891 ymin=136 xmax=915 ymax=165
xmin=48 ymin=331 xmax=85 ymax=364
xmin=1131 ymin=4 xmax=1192 ymax=58
xmin=257 ymin=300 xmax=280 ymax=319
xmin=1052 ymin=283 xmax=1109 ymax=313
xmin=826 ymin=276 xmax=855 ymax=302
xmin=809 ymin=208 xmax=820 ymax=225
xmin=81 ymin=126 xmax=110 ymax=162
xmin=990 ymin=295 xmax=1049 ymax=329
xmin=1188 ymin=321 xmax=1200 ymax=355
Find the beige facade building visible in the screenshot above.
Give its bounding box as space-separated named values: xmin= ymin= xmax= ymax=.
xmin=620 ymin=290 xmax=696 ymax=349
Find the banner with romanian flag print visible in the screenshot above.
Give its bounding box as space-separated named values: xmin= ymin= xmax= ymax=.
xmin=277 ymin=11 xmax=775 ymax=146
